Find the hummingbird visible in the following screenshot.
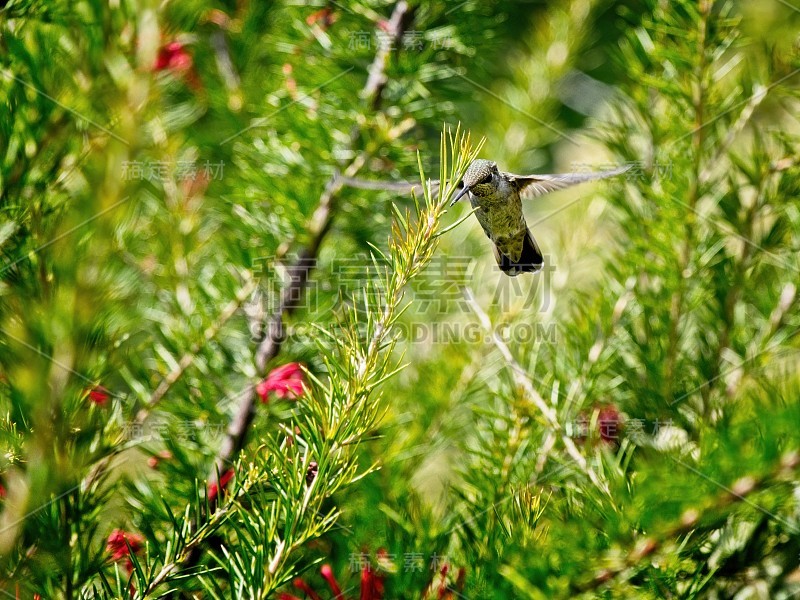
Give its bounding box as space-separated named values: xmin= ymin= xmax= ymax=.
xmin=448 ymin=159 xmax=629 ymax=275
xmin=341 ymin=160 xmax=629 ymax=276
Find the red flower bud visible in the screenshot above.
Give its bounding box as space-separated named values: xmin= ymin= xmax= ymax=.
xmin=282 ymin=558 xmax=386 ymax=600
xmin=321 ymin=564 xmax=344 ymax=599
xmin=306 ymin=7 xmax=338 ymax=29
xmin=147 ymin=449 xmax=173 ymax=469
xmin=154 ymin=41 xmax=193 ymax=72
xmin=257 ymin=362 xmax=306 ymax=403
xmin=87 ymin=386 xmax=111 ymax=406
xmin=360 ymin=563 xmax=385 ymax=600
xmin=292 ymin=577 xmax=323 ymax=600
xmin=106 ymin=529 xmax=144 ymax=574
xmin=597 ymin=404 xmax=623 ymax=443
xmin=306 ymin=461 xmax=318 ymax=486
xmin=208 ymin=468 xmax=235 ymax=502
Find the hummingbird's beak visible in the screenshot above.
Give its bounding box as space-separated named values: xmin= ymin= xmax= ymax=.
xmin=450 ymin=185 xmax=470 ymax=207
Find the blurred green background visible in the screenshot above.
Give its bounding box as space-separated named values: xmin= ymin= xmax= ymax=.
xmin=2 ymin=0 xmax=800 ymax=597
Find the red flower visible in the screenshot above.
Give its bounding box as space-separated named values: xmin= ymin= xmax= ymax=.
xmin=597 ymin=404 xmax=623 ymax=443
xmin=147 ymin=449 xmax=173 ymax=469
xmin=154 ymin=41 xmax=193 ymax=72
xmin=306 ymin=461 xmax=318 ymax=486
xmin=306 ymin=7 xmax=338 ymax=29
xmin=88 ymin=386 xmax=110 ymax=406
xmin=423 ymin=563 xmax=466 ymax=600
xmin=283 ymin=561 xmax=384 ymax=600
xmin=257 ymin=362 xmax=306 ymax=403
xmin=571 ymin=404 xmax=624 ymax=445
xmin=290 ymin=577 xmax=323 ymax=600
xmin=208 ymin=468 xmax=235 ymax=502
xmin=321 ymin=564 xmax=344 ymax=599
xmin=106 ymin=529 xmax=144 ymax=574
xmin=360 ymin=565 xmax=385 ymax=600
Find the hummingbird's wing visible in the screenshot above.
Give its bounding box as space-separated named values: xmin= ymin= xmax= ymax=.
xmin=337 ymin=177 xmax=433 ymax=194
xmin=337 ymin=176 xmax=465 ymax=199
xmin=339 ymin=177 xmax=450 ymax=196
xmin=510 ymin=164 xmax=630 ymax=200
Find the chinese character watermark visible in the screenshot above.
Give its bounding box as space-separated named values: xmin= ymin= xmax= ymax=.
xmin=122 ymin=160 xmax=225 ymax=182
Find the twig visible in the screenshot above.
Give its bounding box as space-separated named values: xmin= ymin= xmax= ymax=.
xmin=698 ymin=85 xmax=767 ymax=185
xmin=463 ymin=287 xmax=609 ymax=495
xmin=171 ymin=4 xmax=420 ymax=589
xmin=210 ymin=30 xmax=241 ymax=96
xmin=135 ymin=273 xmax=257 ymax=424
xmin=575 ymin=451 xmax=800 ymax=593
xmin=363 ymin=1 xmax=413 ymax=109
xmin=534 ymin=286 xmax=633 ymax=478
xmin=208 ymin=0 xmax=413 ymax=505
xmin=212 ymin=157 xmax=363 ymax=477
xmin=79 ymin=275 xmax=258 ymax=494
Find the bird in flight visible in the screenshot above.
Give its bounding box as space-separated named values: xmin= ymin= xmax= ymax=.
xmin=341 ymin=159 xmax=629 ymax=276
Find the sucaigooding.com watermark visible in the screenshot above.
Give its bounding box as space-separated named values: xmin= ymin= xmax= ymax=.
xmin=285 ymin=320 xmax=558 ymax=345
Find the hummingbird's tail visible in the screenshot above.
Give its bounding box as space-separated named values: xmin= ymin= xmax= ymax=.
xmin=494 ymin=228 xmax=544 ymax=276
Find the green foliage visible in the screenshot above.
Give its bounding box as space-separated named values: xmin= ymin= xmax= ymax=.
xmin=1 ymin=0 xmax=800 ymax=598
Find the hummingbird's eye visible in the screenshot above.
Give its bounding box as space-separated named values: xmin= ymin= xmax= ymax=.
xmin=478 ymin=172 xmax=493 ymax=184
